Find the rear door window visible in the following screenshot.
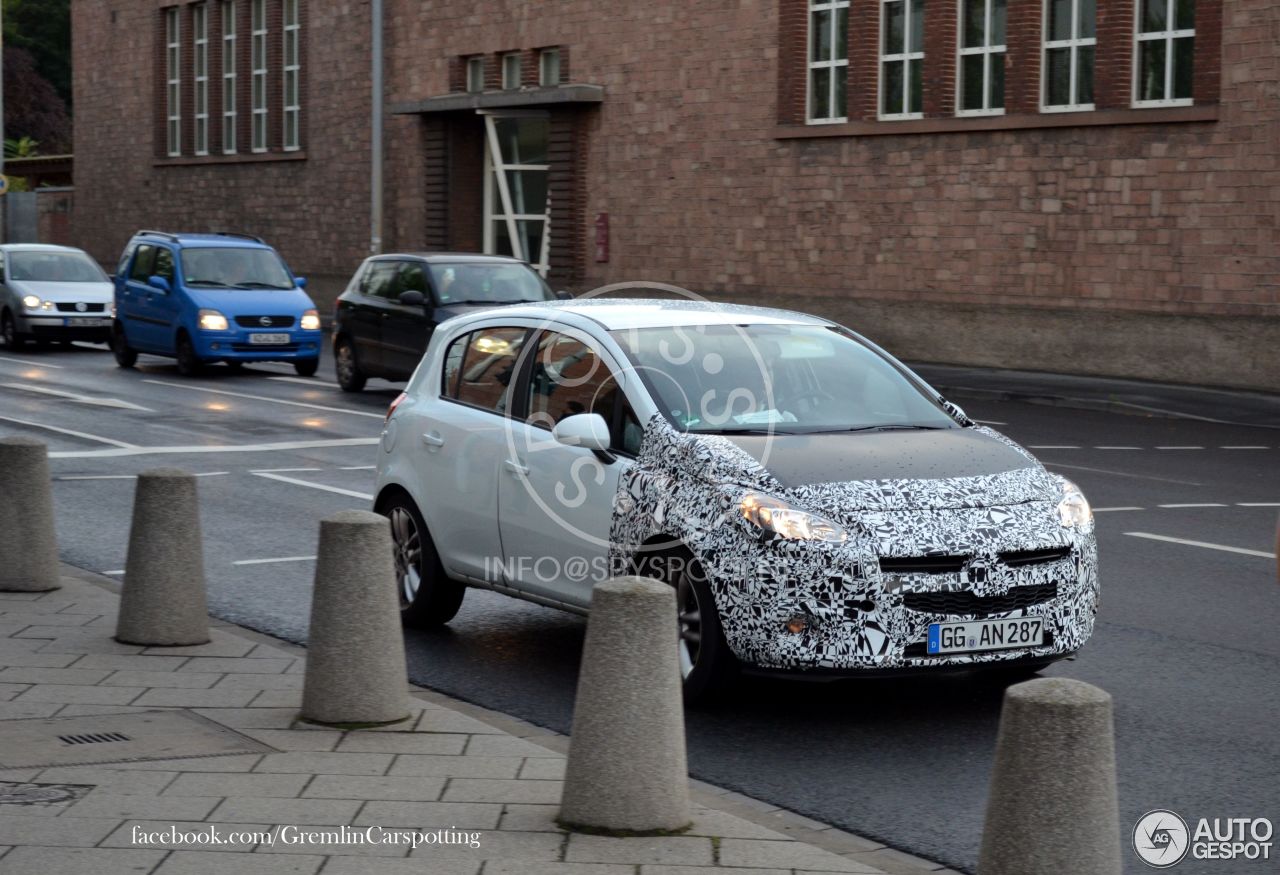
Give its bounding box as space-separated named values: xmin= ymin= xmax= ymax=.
xmin=361 ymin=261 xmax=402 ymax=300
xmin=129 ymin=245 xmax=156 ymax=281
xmin=153 ymin=248 xmax=176 ymax=282
xmin=399 ymin=262 xmax=428 ymax=298
xmin=442 ymin=326 xmax=528 ymax=413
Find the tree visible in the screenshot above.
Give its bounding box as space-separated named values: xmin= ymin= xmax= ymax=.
xmin=3 ymin=0 xmax=71 ymax=109
xmin=4 ymin=46 xmax=71 ymax=153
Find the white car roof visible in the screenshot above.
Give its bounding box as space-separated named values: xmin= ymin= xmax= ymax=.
xmin=0 ymin=244 xmax=87 ymax=253
xmin=492 ymin=298 xmax=834 ymax=331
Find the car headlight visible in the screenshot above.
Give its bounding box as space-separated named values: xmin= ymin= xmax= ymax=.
xmin=738 ymin=492 xmax=848 ymax=543
xmin=22 ymin=295 xmax=52 ymax=311
xmin=1057 ymin=478 xmax=1093 ymax=528
xmin=197 ymin=309 xmax=229 ymax=331
xmin=300 ymin=309 xmax=321 ymax=331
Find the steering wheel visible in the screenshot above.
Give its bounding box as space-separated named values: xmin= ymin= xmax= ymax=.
xmin=788 ymin=389 xmax=839 ymax=409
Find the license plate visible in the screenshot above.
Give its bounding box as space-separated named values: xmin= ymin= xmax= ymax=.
xmin=248 ymin=333 xmax=291 ymax=345
xmin=65 ymin=317 xmax=109 ymax=327
xmin=927 ymin=618 xmax=1044 ymax=655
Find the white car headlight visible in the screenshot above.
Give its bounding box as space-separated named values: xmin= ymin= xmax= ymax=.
xmin=197 ymin=309 xmax=229 ymax=331
xmin=22 ymin=295 xmax=51 ymax=311
xmin=738 ymin=492 xmax=848 ymax=543
xmin=1057 ymin=478 xmax=1093 ymax=529
xmin=300 ymin=309 xmax=321 ymax=331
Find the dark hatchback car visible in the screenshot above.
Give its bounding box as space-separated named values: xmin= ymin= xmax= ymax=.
xmin=332 ymin=253 xmax=560 ymax=391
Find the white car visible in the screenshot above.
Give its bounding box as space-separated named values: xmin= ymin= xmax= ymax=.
xmin=374 ymin=299 xmax=1098 ymax=700
xmin=0 ymin=244 xmax=115 ymax=348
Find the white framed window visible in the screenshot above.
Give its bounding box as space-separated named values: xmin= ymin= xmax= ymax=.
xmin=466 ymin=56 xmax=485 ymax=92
xmin=958 ymin=0 xmax=1005 ymax=115
xmin=165 ymin=7 xmax=181 ymax=156
xmin=1043 ymin=0 xmax=1095 ymax=111
xmin=807 ymin=0 xmax=849 ymax=123
xmin=193 ymin=3 xmax=209 ymax=155
xmin=483 ymin=113 xmax=552 ymax=276
xmin=880 ymin=0 xmax=923 ymax=119
xmin=251 ymin=0 xmax=268 ymax=151
xmin=1134 ymin=0 xmax=1194 ymax=106
xmin=222 ymin=0 xmax=237 ymax=153
xmin=283 ymin=0 xmax=300 ymax=151
xmin=502 ymin=52 xmax=522 ymax=89
xmin=539 ymin=48 xmax=561 ymax=87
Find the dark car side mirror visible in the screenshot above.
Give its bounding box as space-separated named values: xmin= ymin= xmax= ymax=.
xmin=398 ymin=290 xmax=425 ymax=307
xmin=147 ymin=275 xmax=171 ymax=294
xmin=555 ymin=289 xmax=573 ymax=300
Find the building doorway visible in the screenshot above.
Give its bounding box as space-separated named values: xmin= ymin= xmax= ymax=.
xmin=481 ymin=112 xmax=551 ymax=276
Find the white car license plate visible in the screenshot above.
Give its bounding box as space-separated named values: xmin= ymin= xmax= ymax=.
xmin=65 ymin=317 xmax=109 ymax=327
xmin=248 ymin=333 xmax=291 ymax=345
xmin=927 ymin=618 xmax=1044 ymax=655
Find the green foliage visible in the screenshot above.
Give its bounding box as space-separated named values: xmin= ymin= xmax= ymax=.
xmin=3 ymin=0 xmax=71 ymax=109
xmin=4 ymin=136 xmax=40 ymax=159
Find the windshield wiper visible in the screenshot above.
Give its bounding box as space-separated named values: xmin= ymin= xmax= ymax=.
xmin=816 ymin=424 xmax=948 ymax=434
xmin=185 ymin=280 xmax=226 ymax=287
xmin=232 ymin=282 xmax=292 ymax=290
xmin=706 ymin=427 xmax=798 ymax=436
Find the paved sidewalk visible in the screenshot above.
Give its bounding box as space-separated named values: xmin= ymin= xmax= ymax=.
xmin=0 ymin=567 xmax=953 ymax=875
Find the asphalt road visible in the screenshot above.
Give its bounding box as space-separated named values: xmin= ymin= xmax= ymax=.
xmin=1 ymin=341 xmax=1277 ymax=874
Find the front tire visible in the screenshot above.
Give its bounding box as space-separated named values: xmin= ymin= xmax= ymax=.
xmin=334 ymin=336 xmax=366 ymax=392
xmin=379 ymin=491 xmax=466 ymax=627
xmin=112 ymin=322 xmax=138 ymax=368
xmin=294 ymin=357 xmax=319 ymax=377
xmin=175 ymin=332 xmax=204 ymax=376
xmin=1 ymin=310 xmax=25 ymax=349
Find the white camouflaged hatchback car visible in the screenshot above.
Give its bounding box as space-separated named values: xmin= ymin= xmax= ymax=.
xmin=373 ymin=299 xmax=1098 ymax=700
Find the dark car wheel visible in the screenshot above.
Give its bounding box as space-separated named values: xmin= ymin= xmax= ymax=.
xmin=1 ymin=310 xmax=25 ymax=349
xmin=379 ymin=491 xmax=466 ymax=627
xmin=334 ymin=336 xmax=366 ymax=392
xmin=639 ymin=547 xmax=738 ymax=703
xmin=111 ymin=322 xmax=138 ymax=368
xmin=294 ymin=357 xmax=319 ymax=377
xmin=175 ymin=332 xmax=204 ymax=376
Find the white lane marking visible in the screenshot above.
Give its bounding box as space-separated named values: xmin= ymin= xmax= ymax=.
xmin=49 ymin=436 xmax=379 ymax=459
xmin=0 ymin=356 xmax=62 ymax=368
xmin=1157 ymin=503 xmax=1228 ymax=508
xmin=1028 ymin=445 xmax=1080 ymax=449
xmin=1 ymin=382 xmax=153 ymax=412
xmin=250 ymin=467 xmax=322 ymax=473
xmin=1155 ymin=446 xmax=1204 ymax=450
xmin=973 ymin=419 xmax=1007 ymax=425
xmin=1124 ymin=532 xmax=1276 ymax=559
xmin=0 ymin=415 xmax=138 ymax=448
xmin=233 ymin=555 xmax=317 ymax=566
xmin=56 ymin=472 xmax=229 ymax=481
xmin=1238 ymin=502 xmax=1280 ymax=507
xmin=267 ymin=375 xmax=338 ymax=387
xmin=1093 ymin=446 xmax=1141 ymax=450
xmin=142 ymin=379 xmax=384 ymax=419
xmin=1094 ymin=507 xmax=1145 ymax=512
xmin=102 ymin=570 xmax=124 ymax=575
xmin=1220 ymin=446 xmax=1270 ymax=450
xmin=252 ymin=472 xmax=374 ymax=501
xmin=340 ymin=465 xmax=376 ymax=470
xmin=1044 ymin=461 xmax=1202 ymax=487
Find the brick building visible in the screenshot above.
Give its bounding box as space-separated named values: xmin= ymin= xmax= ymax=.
xmin=72 ymin=0 xmax=1278 ymax=390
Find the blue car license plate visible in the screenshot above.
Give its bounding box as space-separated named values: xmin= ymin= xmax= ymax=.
xmin=927 ymin=618 xmax=1044 ymax=655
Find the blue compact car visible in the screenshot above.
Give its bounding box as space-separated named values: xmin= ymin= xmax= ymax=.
xmin=111 ymin=231 xmax=322 ymax=376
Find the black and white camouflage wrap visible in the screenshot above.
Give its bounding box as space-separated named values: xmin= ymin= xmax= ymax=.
xmin=608 ymin=416 xmax=1099 ymax=672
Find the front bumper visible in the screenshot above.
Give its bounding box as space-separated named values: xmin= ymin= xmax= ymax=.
xmin=17 ymin=313 xmax=113 ymax=342
xmin=698 ymin=507 xmax=1099 ymax=673
xmin=190 ymin=328 xmax=323 ymax=362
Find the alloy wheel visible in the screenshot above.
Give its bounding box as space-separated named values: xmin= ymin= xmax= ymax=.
xmin=389 ymin=506 xmax=423 ymax=607
xmin=676 ymin=570 xmax=703 ymax=678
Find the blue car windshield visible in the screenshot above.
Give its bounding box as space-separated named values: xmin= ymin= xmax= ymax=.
xmin=428 ymin=262 xmax=554 ymax=305
xmin=180 ymin=247 xmax=294 ymax=290
xmin=610 ymin=324 xmax=957 ymax=434
xmin=8 ymin=251 xmax=108 ymax=283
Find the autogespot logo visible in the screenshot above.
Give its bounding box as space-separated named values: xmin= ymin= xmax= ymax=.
xmin=1134 ymin=810 xmax=1190 ymax=868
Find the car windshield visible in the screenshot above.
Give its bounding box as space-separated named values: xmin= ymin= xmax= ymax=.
xmin=179 ymin=247 xmax=294 ymax=289
xmin=611 ymin=324 xmax=957 ymax=434
xmin=8 ymin=251 xmax=108 ymax=283
xmin=428 ymin=262 xmax=553 ymax=305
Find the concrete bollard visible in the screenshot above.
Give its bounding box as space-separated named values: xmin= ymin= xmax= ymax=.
xmin=978 ymin=678 xmax=1121 ymax=875
xmin=559 ymin=576 xmax=690 ymax=834
xmin=116 ymin=469 xmax=211 ymax=646
xmin=300 ymin=510 xmax=410 ymax=726
xmin=0 ymin=437 xmax=61 ymax=592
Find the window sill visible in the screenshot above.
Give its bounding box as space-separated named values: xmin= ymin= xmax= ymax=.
xmin=152 ymin=151 xmax=307 ymax=167
xmin=774 ymin=103 xmax=1217 ymax=138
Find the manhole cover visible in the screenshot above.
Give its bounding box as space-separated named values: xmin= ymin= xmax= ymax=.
xmin=0 ymin=710 xmax=276 ymax=769
xmin=0 ymin=781 xmax=94 ymax=807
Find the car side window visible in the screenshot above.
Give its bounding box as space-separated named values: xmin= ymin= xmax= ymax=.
xmin=116 ymin=244 xmax=136 ymax=278
xmin=399 ymin=262 xmax=428 ymax=296
xmin=152 ymin=248 xmax=176 ymax=282
xmin=524 ymin=330 xmax=642 ymax=454
xmin=443 ymin=327 xmax=527 ymax=414
xmin=0 ymin=252 xmax=6 ymax=282
xmin=129 ymin=245 xmax=156 ymax=281
xmin=363 ymin=261 xmax=402 ymax=300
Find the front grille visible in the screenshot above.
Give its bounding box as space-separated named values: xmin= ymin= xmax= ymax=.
xmin=54 ymin=302 xmax=107 ymax=313
xmin=902 ymin=582 xmax=1059 ymax=617
xmin=229 ymin=343 xmax=300 ymax=353
xmin=905 ymin=630 xmax=1056 ymax=658
xmin=999 ymin=546 xmax=1072 ymax=567
xmin=879 ymin=555 xmax=968 ymax=575
xmin=234 ymin=315 xmax=295 ymax=328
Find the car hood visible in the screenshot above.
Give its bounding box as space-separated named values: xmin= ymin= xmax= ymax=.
xmin=9 ymin=279 xmax=114 ymax=303
xmin=187 ymin=287 xmax=316 ymax=313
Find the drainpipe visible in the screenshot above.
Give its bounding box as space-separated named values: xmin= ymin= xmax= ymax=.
xmin=369 ymin=0 xmax=383 ymax=254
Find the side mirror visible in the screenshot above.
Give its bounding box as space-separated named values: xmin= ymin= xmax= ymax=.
xmin=555 ymin=289 xmax=573 ymax=300
xmin=552 ymin=412 xmax=613 ymax=459
xmin=941 ymin=399 xmax=974 ymax=427
xmin=147 ymin=275 xmax=171 ymax=293
xmin=295 ymin=276 xmax=308 ymax=289
xmin=398 ymin=289 xmax=425 ymax=307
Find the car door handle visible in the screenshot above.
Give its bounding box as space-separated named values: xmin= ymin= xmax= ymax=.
xmin=421 ymin=432 xmax=445 ymax=448
xmin=504 ymin=458 xmax=530 ymax=477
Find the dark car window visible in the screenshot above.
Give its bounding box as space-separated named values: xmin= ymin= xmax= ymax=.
xmin=116 ymin=244 xmax=137 ymax=278
xmin=362 ymin=261 xmax=402 ymax=300
xmin=399 ymin=262 xmax=428 ymax=296
xmin=443 ymin=327 xmax=527 ymax=413
xmin=129 ymin=245 xmax=156 ymax=281
xmin=524 ymin=330 xmax=642 ymax=454
xmin=153 ymin=247 xmax=176 ymax=282
xmin=428 ymin=262 xmax=553 ymax=305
